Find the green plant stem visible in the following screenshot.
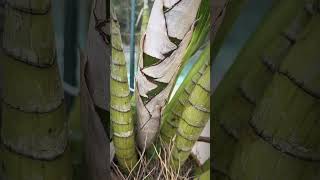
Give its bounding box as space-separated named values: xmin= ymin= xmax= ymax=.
xmin=110 ymin=8 xmax=138 ymax=171
xmin=160 ymin=45 xmax=210 ymax=143
xmin=170 ymin=65 xmax=210 ymax=169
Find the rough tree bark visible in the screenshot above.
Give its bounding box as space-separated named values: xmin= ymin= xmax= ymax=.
xmin=0 ymin=0 xmax=72 ymax=179
xmin=212 ymin=0 xmax=320 ymax=179
xmin=228 ymin=9 xmax=320 ymax=179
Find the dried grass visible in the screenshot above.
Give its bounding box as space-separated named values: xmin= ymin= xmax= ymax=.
xmin=111 ymin=137 xmax=197 ymax=180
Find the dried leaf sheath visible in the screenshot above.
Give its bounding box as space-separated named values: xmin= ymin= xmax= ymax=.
xmin=178 ymin=0 xmax=210 ymax=70
xmin=111 ymin=10 xmax=138 ymax=170
xmin=171 ymin=65 xmax=210 ymax=168
xmin=152 ymin=0 xmax=210 ymax=103
xmin=135 ymin=0 xmax=202 ymax=149
xmin=160 ymin=45 xmax=210 ymax=143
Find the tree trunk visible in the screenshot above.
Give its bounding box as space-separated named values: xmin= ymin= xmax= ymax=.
xmin=213 ymin=0 xmax=320 ymax=179
xmin=171 ymin=63 xmax=210 ymax=169
xmin=160 ymin=45 xmax=210 ymax=143
xmin=110 ymin=7 xmax=138 ymax=171
xmin=0 ymin=0 xmax=72 ymax=179
xmin=228 ymin=11 xmax=320 ymax=180
xmin=159 ymin=0 xmax=211 ymax=145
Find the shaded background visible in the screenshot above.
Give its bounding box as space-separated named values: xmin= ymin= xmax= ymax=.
xmin=212 ymin=0 xmax=273 ymax=91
